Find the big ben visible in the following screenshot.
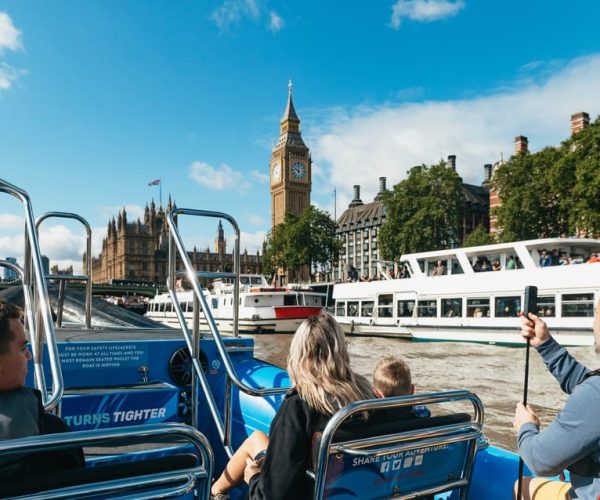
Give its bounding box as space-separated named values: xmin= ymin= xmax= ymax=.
xmin=270 ymin=81 xmax=312 ymax=228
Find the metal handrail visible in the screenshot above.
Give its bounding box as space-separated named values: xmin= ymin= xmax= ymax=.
xmin=35 ymin=212 xmax=93 ymax=328
xmin=166 ymin=208 xmax=289 ymax=457
xmin=0 ymin=422 xmax=214 ymax=499
xmin=0 ymin=178 xmax=64 ymax=411
xmin=312 ymin=390 xmax=484 ymax=500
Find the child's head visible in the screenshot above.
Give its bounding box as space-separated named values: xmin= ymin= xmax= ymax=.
xmin=373 ymin=355 xmax=414 ymax=398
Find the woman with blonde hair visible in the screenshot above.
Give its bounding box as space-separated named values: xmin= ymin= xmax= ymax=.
xmin=211 ymin=312 xmax=374 ymax=499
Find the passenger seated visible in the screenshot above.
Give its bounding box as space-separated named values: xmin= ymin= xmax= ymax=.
xmin=0 ymin=302 xmax=83 ymax=478
xmin=210 ymin=313 xmax=374 ymax=500
xmin=373 ymin=355 xmax=430 ymax=418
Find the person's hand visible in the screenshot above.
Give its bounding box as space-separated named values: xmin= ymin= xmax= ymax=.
xmin=519 ymin=312 xmax=550 ymax=347
xmin=244 ymin=457 xmax=261 ymax=484
xmin=513 ymin=402 xmax=540 ymax=431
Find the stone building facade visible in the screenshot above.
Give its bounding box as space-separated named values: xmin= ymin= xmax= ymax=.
xmin=86 ymin=199 xmax=263 ymax=285
xmin=336 ymin=160 xmax=490 ymax=280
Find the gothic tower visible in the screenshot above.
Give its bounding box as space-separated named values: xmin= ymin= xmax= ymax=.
xmin=270 ymin=81 xmax=312 ymax=228
xmin=214 ymin=220 xmax=226 ymax=257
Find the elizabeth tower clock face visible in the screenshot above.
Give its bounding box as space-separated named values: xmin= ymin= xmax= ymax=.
xmin=291 ymin=161 xmax=306 ymax=180
xmin=272 ymin=162 xmax=281 ymax=183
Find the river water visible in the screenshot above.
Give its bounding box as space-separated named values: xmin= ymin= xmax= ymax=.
xmin=251 ymin=333 xmax=598 ymax=452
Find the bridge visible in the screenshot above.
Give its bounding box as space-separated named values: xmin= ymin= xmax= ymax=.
xmin=0 ymin=280 xmax=167 ymax=298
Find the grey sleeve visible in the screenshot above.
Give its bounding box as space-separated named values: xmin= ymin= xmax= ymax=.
xmin=518 ymin=382 xmax=600 ymax=476
xmin=537 ymin=336 xmax=589 ymax=394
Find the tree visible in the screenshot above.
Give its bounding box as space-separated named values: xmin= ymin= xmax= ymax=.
xmin=379 ymin=161 xmax=463 ymax=260
xmin=492 ymin=115 xmax=600 ymax=239
xmin=462 ymin=225 xmax=495 ymax=247
xmin=263 ymin=206 xmax=340 ymax=282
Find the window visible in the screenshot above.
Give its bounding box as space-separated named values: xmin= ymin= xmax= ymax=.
xmin=336 ymin=301 xmax=346 ymax=316
xmin=417 ymin=300 xmax=437 ymax=317
xmin=251 ymin=277 xmax=263 ymax=285
xmin=284 ymin=295 xmax=297 ymax=306
xmin=361 ymin=301 xmax=374 ymax=317
xmin=441 ymin=298 xmax=462 ymax=317
xmin=347 ymin=301 xmax=359 ymax=317
xmin=467 ymin=298 xmax=490 ymax=317
xmin=378 ymin=294 xmax=393 ymax=317
xmin=397 ymin=300 xmax=415 ymax=317
xmin=562 ymin=293 xmax=595 ymax=317
xmin=494 ymin=296 xmax=521 ymax=317
xmin=537 ymin=296 xmax=556 ymax=317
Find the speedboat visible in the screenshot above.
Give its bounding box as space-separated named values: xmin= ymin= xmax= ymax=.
xmin=0 ymin=178 xmax=551 ymax=499
xmin=333 ymin=238 xmax=600 ymax=346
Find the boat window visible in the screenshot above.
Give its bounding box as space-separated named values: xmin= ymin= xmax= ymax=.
xmin=158 ymin=303 xmax=164 ymax=312
xmin=378 ymin=294 xmax=393 ymax=317
xmin=537 ymin=296 xmax=555 ymax=317
xmin=251 ymin=277 xmax=263 ymax=285
xmin=361 ymin=301 xmax=374 ymax=317
xmin=467 ymin=298 xmax=490 ymax=317
xmin=336 ymin=301 xmax=346 ymax=316
xmin=347 ymin=301 xmax=359 ymax=316
xmin=165 ymin=302 xmax=173 ymax=312
xmin=240 ymin=277 xmax=250 ymax=285
xmin=417 ymin=300 xmax=437 ymax=317
xmin=397 ymin=300 xmax=415 ymax=317
xmin=212 ymin=298 xmax=218 ymax=309
xmin=441 ymin=298 xmax=462 ymax=317
xmin=450 ymin=259 xmax=464 ymax=275
xmin=284 ymin=295 xmax=298 ymax=306
xmin=562 ymin=293 xmax=595 ymax=317
xmin=494 ymin=296 xmax=521 ymax=317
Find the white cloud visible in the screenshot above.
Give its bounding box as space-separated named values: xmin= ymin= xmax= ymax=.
xmin=311 ymin=55 xmax=600 ymax=208
xmin=390 ymin=0 xmax=465 ymax=29
xmin=0 ymin=12 xmax=22 ymax=53
xmin=268 ymin=11 xmax=284 ymax=32
xmin=189 ymin=161 xmax=250 ymax=191
xmin=0 ymin=12 xmax=24 ymax=91
xmin=228 ymin=230 xmax=266 ymax=254
xmin=211 ymin=0 xmax=260 ymax=29
xmin=248 ymin=213 xmax=265 ymax=226
xmin=251 ymin=170 xmax=269 ymax=183
xmin=0 ymin=213 xmax=24 ymax=230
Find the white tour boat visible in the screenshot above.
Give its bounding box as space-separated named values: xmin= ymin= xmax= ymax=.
xmin=147 ymin=274 xmax=325 ymax=333
xmin=333 ymin=238 xmax=600 ymax=346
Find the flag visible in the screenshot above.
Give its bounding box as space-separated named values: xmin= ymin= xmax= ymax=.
xmin=148 ymin=179 xmax=160 ymax=186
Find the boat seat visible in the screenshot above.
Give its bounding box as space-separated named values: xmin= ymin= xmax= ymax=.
xmin=309 ymin=391 xmax=483 ymax=500
xmin=0 ymin=453 xmax=198 ymax=497
xmin=0 ymin=422 xmax=213 ymax=499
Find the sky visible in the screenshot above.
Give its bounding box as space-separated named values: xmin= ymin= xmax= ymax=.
xmin=1 ymin=0 xmax=600 ymax=274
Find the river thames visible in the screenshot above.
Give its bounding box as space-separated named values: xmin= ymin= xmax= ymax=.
xmin=251 ymin=333 xmax=598 ymax=452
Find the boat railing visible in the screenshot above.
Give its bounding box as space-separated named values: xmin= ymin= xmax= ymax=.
xmin=167 ymin=208 xmax=289 ymax=458
xmin=0 ymin=422 xmax=214 ymax=499
xmin=0 ymin=178 xmax=64 ymax=412
xmin=311 ymin=390 xmax=484 ymax=499
xmin=35 ymin=211 xmax=93 ymax=329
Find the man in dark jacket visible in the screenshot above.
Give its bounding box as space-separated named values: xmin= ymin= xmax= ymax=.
xmin=0 ymin=301 xmax=83 ymax=476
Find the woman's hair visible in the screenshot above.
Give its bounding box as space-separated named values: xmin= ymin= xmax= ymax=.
xmin=287 ymin=312 xmax=374 ymax=415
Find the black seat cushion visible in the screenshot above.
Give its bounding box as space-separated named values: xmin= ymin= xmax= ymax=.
xmin=0 ymin=453 xmax=198 ymax=497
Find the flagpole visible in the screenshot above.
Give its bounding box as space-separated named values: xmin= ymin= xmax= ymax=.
xmin=159 ymin=179 xmax=162 ymax=208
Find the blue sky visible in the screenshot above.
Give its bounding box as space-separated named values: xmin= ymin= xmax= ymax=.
xmin=1 ymin=0 xmax=600 ymax=273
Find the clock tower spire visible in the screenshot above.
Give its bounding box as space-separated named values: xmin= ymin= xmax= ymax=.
xmin=270 ymin=81 xmax=312 ymax=228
